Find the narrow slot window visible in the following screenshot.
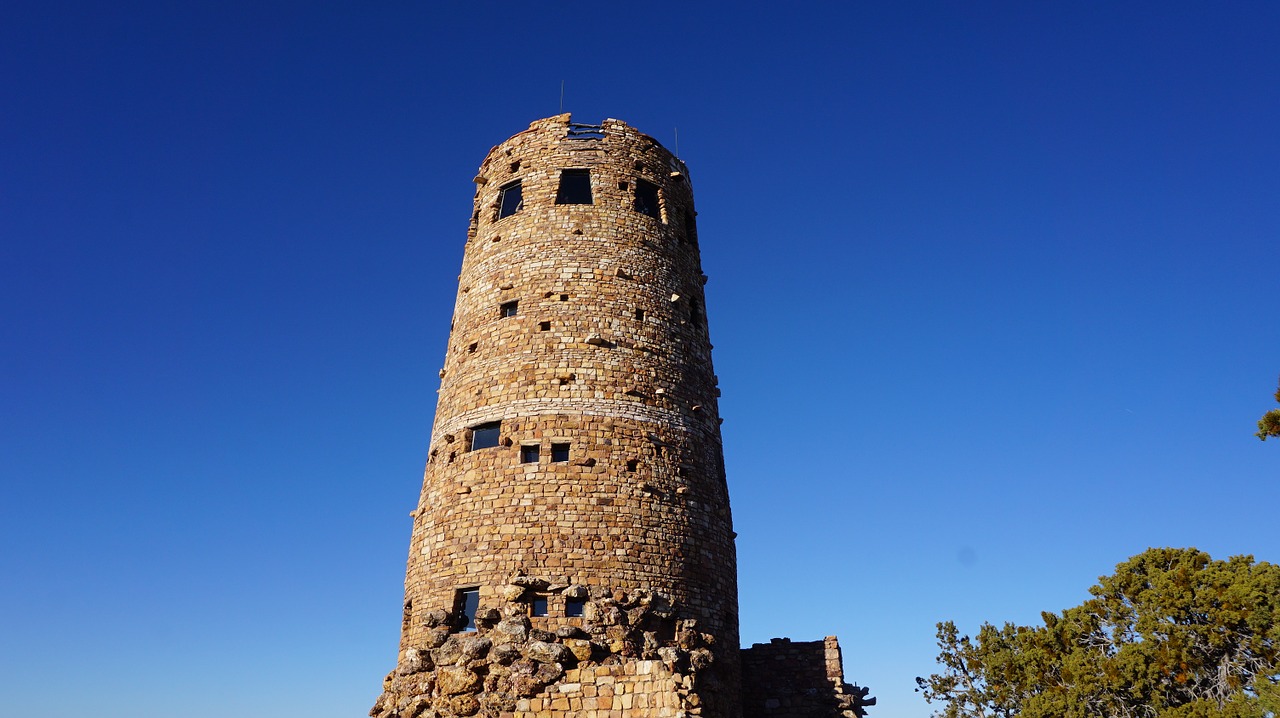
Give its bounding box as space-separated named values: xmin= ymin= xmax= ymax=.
xmin=684 ymin=212 xmax=698 ymax=245
xmin=634 ymin=179 xmax=661 ymax=219
xmin=500 ymin=301 xmax=518 ymax=318
xmin=498 ymin=180 xmax=523 ymax=219
xmin=565 ymin=598 xmax=586 ymax=617
xmin=456 ymin=587 xmax=480 ymax=631
xmin=520 ymin=444 xmax=540 ymax=463
xmin=470 ymin=422 xmax=501 ymax=451
xmin=634 ymin=308 xmax=645 ymax=321
xmin=550 ymin=443 xmax=570 ymax=463
xmin=555 ymin=169 xmax=593 ymax=205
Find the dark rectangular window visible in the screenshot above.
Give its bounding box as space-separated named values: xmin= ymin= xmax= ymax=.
xmin=538 ymin=321 xmax=551 ymax=331
xmin=470 ymin=422 xmax=501 ymax=451
xmin=500 ymin=301 xmax=518 ymax=318
xmin=520 ymin=444 xmax=539 ymax=463
xmin=684 ymin=212 xmax=698 ymax=245
xmin=498 ymin=181 xmax=523 ymax=219
xmin=565 ymin=598 xmax=585 ymax=617
xmin=530 ymin=596 xmax=548 ymax=617
xmin=634 ymin=178 xmax=661 ymax=219
xmin=456 ymin=587 xmax=480 ymax=631
xmin=555 ymin=169 xmax=593 ymax=205
xmin=550 ymin=443 xmax=570 ymax=463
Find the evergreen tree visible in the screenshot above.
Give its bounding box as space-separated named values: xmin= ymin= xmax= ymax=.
xmin=1259 ymin=377 xmax=1280 ymax=441
xmin=917 ymin=548 xmax=1280 ymax=718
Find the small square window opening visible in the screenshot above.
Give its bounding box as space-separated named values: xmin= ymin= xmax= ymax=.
xmin=498 ymin=181 xmax=523 ymax=219
xmin=530 ymin=596 xmax=549 ymax=617
xmin=565 ymin=598 xmax=586 ymax=617
xmin=500 ymin=301 xmax=518 ymax=318
xmin=550 ymin=443 xmax=570 ymax=463
xmin=470 ymin=422 xmax=501 ymax=451
xmin=520 ymin=444 xmax=540 ymax=463
xmin=538 ymin=321 xmax=551 ymax=331
xmin=555 ymin=169 xmax=593 ymax=205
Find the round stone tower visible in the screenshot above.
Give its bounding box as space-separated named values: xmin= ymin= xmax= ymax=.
xmin=374 ymin=114 xmax=740 ymax=718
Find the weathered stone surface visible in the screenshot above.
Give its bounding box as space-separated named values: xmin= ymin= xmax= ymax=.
xmin=533 ymin=661 xmax=564 ymax=684
xmin=528 ymin=628 xmax=556 ymax=643
xmin=422 ymin=627 xmax=450 ymax=649
xmin=554 ymin=625 xmax=586 ymax=640
xmin=490 ymin=642 xmax=521 ymax=665
xmin=458 ymin=634 xmax=491 ymax=661
xmin=421 ymin=609 xmax=450 ymax=628
xmin=691 ymin=648 xmax=715 ymax=670
xmin=509 ymin=575 xmax=550 ymax=590
xmin=492 ymin=615 xmax=529 ymax=644
xmin=442 ymin=693 xmax=479 ymax=716
xmin=436 ymin=666 xmax=481 ymax=695
xmin=434 ymin=635 xmax=465 ymax=666
xmin=564 ymin=638 xmax=594 ymax=661
xmin=398 ymin=648 xmax=433 ymax=675
xmin=526 ymin=640 xmax=574 ymax=665
xmin=479 ymin=691 xmax=516 ymax=715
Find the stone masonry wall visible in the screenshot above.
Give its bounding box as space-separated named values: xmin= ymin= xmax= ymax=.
xmin=739 ymin=638 xmax=873 ymax=718
xmin=372 ymin=578 xmax=730 ymax=718
xmin=380 ymin=115 xmax=741 ymax=718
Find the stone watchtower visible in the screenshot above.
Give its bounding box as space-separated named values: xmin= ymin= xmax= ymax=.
xmin=372 ymin=115 xmax=742 ymax=718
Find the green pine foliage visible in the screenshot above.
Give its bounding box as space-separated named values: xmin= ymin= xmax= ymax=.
xmin=917 ymin=548 xmax=1280 ymax=718
xmin=1258 ymin=378 xmax=1280 ymax=441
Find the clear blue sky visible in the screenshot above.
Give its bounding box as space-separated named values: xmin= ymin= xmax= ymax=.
xmin=2 ymin=3 xmax=1277 ymax=717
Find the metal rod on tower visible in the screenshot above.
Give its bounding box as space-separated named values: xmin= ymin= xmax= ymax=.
xmin=559 ymin=80 xmax=564 ymax=114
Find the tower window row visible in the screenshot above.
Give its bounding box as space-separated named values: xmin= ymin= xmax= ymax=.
xmin=494 ymin=171 xmax=672 ymax=220
xmin=520 ymin=442 xmax=570 ymax=463
xmin=455 ymin=587 xmax=585 ymax=631
xmin=490 ymin=299 xmax=698 ymax=326
xmin=467 ymin=421 xmax=572 ymax=462
xmin=460 ymin=422 xmax=668 ymax=476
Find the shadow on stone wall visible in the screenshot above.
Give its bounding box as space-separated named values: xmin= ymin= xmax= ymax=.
xmin=740 ymin=637 xmax=874 ymax=718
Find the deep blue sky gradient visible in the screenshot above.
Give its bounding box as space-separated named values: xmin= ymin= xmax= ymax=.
xmin=2 ymin=3 xmax=1278 ymax=717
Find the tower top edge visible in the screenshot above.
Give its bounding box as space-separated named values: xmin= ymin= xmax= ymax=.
xmin=484 ymin=113 xmax=680 ymax=165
